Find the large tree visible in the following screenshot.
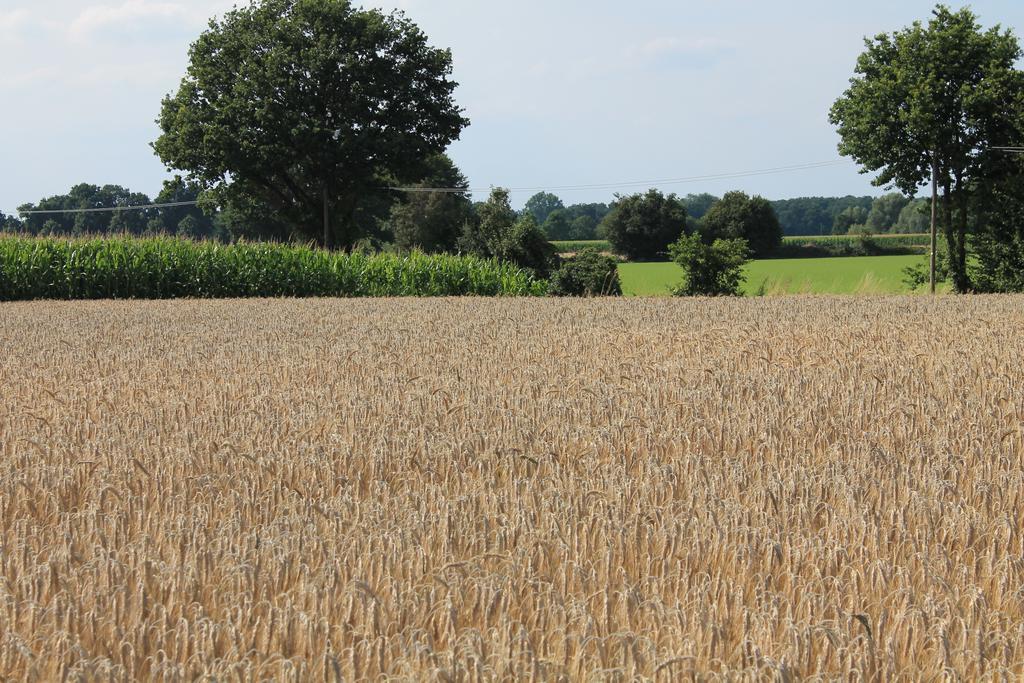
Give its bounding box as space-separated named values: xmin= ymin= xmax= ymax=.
xmin=18 ymin=184 xmax=153 ymax=236
xmin=151 ymin=177 xmax=221 ymax=240
xmin=599 ymin=190 xmax=687 ymax=261
xmin=866 ymin=193 xmax=911 ymax=232
xmin=970 ymin=155 xmax=1024 ymax=292
xmin=523 ymin=192 xmax=564 ymax=226
xmin=700 ymin=191 xmax=783 ymax=258
xmin=386 ymin=154 xmax=472 ymax=253
xmin=541 ymin=209 xmax=572 ymax=241
xmin=894 ymin=198 xmax=932 ymax=233
xmin=833 ymin=206 xmax=869 ymax=234
xmin=829 ymin=5 xmax=1024 ymax=291
xmin=153 ymin=0 xmax=468 ymax=249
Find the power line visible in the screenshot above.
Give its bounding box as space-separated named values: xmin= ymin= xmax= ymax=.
xmin=388 ymin=160 xmax=851 ymax=194
xmin=18 ymin=200 xmax=199 ymax=216
xmin=14 ymin=159 xmax=853 ymax=215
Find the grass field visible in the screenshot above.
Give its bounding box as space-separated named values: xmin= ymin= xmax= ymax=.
xmin=2 ymin=297 xmax=1023 ymax=679
xmin=551 ymin=234 xmax=931 ymax=254
xmin=784 ymin=232 xmax=930 ymax=242
xmin=620 ymin=255 xmax=925 ymax=296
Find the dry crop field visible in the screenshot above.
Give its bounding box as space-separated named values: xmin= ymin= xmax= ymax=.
xmin=1 ymin=296 xmax=1023 ymax=680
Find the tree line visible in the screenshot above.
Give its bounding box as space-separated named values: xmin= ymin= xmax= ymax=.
xmin=3 ymin=183 xmax=929 ymax=245
xmin=4 ymin=1 xmax=1024 ymax=294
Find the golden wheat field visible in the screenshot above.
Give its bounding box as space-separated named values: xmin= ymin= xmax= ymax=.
xmin=1 ymin=296 xmax=1023 ymax=680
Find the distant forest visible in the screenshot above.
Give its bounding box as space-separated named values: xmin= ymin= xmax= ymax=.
xmin=2 ymin=183 xmax=928 ymax=243
xmin=526 ymin=192 xmax=929 ymax=239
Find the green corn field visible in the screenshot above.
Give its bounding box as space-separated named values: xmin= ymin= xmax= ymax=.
xmin=0 ymin=236 xmax=548 ymax=301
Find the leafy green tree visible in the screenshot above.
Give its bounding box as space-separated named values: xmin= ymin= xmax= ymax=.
xmin=568 ymin=215 xmax=597 ymax=241
xmin=549 ymin=247 xmax=622 ymax=296
xmin=153 ymin=176 xmax=220 ymax=240
xmin=970 ymin=162 xmax=1024 ymax=292
xmin=461 ymin=188 xmax=557 ymax=278
xmin=173 ymin=215 xmax=202 ymax=239
xmin=563 ymin=203 xmax=610 ymax=226
xmin=833 ymin=206 xmax=869 ymax=234
xmin=772 ymin=196 xmax=875 ymax=235
xmin=866 ymin=193 xmax=910 ymax=232
xmin=599 ymin=190 xmax=687 ymax=260
xmin=0 ymin=211 xmax=18 ymax=233
xmin=669 ymin=233 xmax=750 ymax=296
xmin=682 ymin=193 xmax=719 ymax=220
xmin=523 ymin=192 xmax=564 ymax=225
xmin=894 ymin=198 xmax=931 ymax=233
xmin=700 ymin=191 xmax=782 ymax=257
xmin=154 ymin=0 xmax=468 ymax=249
xmin=830 ymin=5 xmax=1024 ymax=291
xmin=541 ymin=209 xmax=572 ymax=241
xmin=18 ymin=184 xmax=153 ymax=236
xmin=387 ymin=155 xmax=472 ymax=253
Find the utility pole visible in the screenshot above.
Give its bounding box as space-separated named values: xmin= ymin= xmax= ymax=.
xmin=930 ymin=154 xmax=938 ymax=295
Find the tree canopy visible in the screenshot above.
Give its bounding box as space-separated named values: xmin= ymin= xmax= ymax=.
xmin=599 ymin=190 xmax=687 ymax=260
xmin=460 ymin=188 xmax=557 ymax=278
xmin=700 ymin=191 xmax=783 ymax=258
xmin=833 ymin=206 xmax=869 ymax=234
xmin=18 ymin=184 xmax=154 ymax=236
xmin=895 ymin=199 xmax=931 ymax=233
xmin=154 ymin=0 xmax=468 ymax=249
xmin=386 ymin=155 xmax=472 ymax=253
xmin=771 ymin=196 xmax=875 ymax=236
xmin=866 ymin=193 xmax=911 ymax=232
xmin=830 ymin=4 xmax=1024 ymax=290
xmin=523 ymin=192 xmax=565 ymax=226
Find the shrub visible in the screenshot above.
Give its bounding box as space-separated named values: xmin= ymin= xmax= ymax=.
xmin=460 ymin=188 xmax=557 ymax=278
xmin=669 ymin=233 xmax=749 ymax=296
xmin=902 ymin=241 xmax=950 ymax=291
xmin=549 ymin=248 xmax=622 ymax=296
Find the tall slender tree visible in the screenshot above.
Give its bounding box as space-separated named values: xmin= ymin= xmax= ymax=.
xmin=830 ymin=5 xmax=1024 ymax=291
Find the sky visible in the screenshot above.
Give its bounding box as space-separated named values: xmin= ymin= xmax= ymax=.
xmin=2 ymin=0 xmax=1024 ymax=214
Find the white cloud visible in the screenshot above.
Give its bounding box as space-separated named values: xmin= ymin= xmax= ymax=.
xmin=69 ymin=0 xmax=194 ymax=40
xmin=627 ymin=35 xmax=736 ymax=69
xmin=0 ymin=66 xmax=60 ymax=89
xmin=0 ymin=8 xmax=34 ymax=42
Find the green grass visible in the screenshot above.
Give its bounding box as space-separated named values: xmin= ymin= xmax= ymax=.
xmin=619 ymin=255 xmax=928 ymax=297
xmin=0 ymin=236 xmax=548 ymax=301
xmin=554 ymin=234 xmax=930 ymax=257
xmin=783 ymin=233 xmax=930 ymax=243
xmin=551 ymin=240 xmax=612 ymax=253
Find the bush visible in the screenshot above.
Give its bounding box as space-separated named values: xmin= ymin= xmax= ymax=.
xmin=599 ymin=190 xmax=687 ymax=261
xmin=773 ymin=233 xmax=928 ymax=258
xmin=669 ymin=233 xmax=749 ymax=296
xmin=902 ymin=241 xmax=949 ymax=291
xmin=700 ymin=191 xmax=782 ymax=258
xmin=460 ymin=188 xmax=557 ymax=278
xmin=0 ymin=236 xmax=548 ymax=301
xmin=549 ymin=248 xmax=622 ymax=297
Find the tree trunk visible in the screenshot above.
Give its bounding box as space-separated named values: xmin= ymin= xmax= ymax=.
xmin=930 ymin=155 xmax=938 ymax=295
xmin=322 ymin=185 xmax=331 ymax=250
xmin=941 ymin=179 xmax=966 ymax=293
xmin=955 ymin=179 xmax=970 ymax=292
